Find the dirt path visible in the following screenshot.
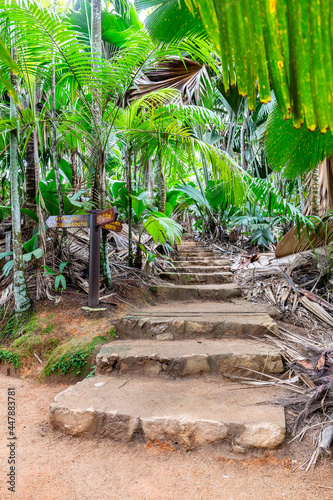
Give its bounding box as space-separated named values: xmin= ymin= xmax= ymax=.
xmin=0 ymin=375 xmax=332 ymax=500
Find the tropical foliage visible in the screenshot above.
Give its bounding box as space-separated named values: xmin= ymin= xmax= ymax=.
xmin=0 ymin=0 xmax=332 ymax=313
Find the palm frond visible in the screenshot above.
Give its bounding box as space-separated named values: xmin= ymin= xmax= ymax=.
xmin=266 ymin=104 xmax=333 ymax=179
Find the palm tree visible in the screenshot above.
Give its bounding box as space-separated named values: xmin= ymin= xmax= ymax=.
xmin=9 ymin=36 xmax=31 ymax=312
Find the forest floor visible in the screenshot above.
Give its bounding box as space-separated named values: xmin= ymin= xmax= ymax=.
xmin=0 ymin=374 xmax=333 ymax=500
xmin=0 ymin=296 xmax=332 ymax=499
xmin=1 ymin=239 xmax=333 ymax=499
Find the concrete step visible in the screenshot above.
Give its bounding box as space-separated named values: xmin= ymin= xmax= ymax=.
xmin=173 ymin=259 xmax=230 ymax=266
xmin=50 ymin=376 xmax=285 ymax=450
xmin=159 ymin=272 xmax=233 ymax=285
xmin=114 ymin=302 xmax=278 ymax=340
xmin=150 ymin=283 xmax=241 ymax=301
xmin=96 ymin=338 xmax=283 ymax=378
xmin=175 ymin=265 xmax=230 ymax=273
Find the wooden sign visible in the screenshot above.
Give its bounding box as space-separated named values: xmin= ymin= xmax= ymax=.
xmin=100 ymin=220 xmax=122 ymax=232
xmin=45 ymin=214 xmax=89 ymax=228
xmin=45 ymin=207 xmax=118 ymax=308
xmin=96 ymin=207 xmax=118 ymax=226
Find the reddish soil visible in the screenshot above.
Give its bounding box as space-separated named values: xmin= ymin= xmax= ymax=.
xmin=0 ymin=374 xmax=332 ymax=500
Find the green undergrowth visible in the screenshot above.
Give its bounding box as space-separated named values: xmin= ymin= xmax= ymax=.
xmin=0 ymin=311 xmax=116 ymax=379
xmin=42 ymin=328 xmax=116 ymax=378
xmin=0 ymin=350 xmax=21 ymax=369
xmin=0 ymin=313 xmax=57 ymax=367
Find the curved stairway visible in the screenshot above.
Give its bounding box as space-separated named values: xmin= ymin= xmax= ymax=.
xmin=50 ymin=236 xmax=286 ymax=451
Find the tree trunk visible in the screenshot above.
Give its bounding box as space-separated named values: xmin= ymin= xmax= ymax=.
xmin=25 ymin=133 xmax=36 ymax=219
xmin=100 ymin=153 xmax=112 ymax=288
xmin=157 ymin=152 xmax=165 ymax=213
xmin=52 ymin=0 xmax=74 ymax=284
xmin=147 ymin=158 xmax=154 ymax=201
xmin=311 ymin=166 xmax=320 ymax=216
xmin=240 ymin=122 xmax=247 ymax=170
xmin=70 ymin=149 xmax=78 ymax=190
xmin=133 ymin=150 xmax=137 ymax=188
xmin=298 ymin=176 xmax=305 ymax=213
xmin=91 ymin=0 xmax=112 ymax=287
xmin=125 ymin=146 xmax=133 ymax=267
xmin=34 ymin=126 xmax=48 ymax=300
xmin=10 ymin=41 xmax=31 ymax=312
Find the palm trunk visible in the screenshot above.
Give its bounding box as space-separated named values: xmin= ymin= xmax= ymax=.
xmin=157 ymin=152 xmax=165 ymax=213
xmin=100 ymin=153 xmax=112 ymax=288
xmin=298 ymin=176 xmax=305 ymax=213
xmin=34 ymin=126 xmax=47 ymax=300
xmin=52 ymin=0 xmax=74 ymax=284
xmin=133 ymin=150 xmax=137 ymax=188
xmin=125 ymin=146 xmax=133 ymax=267
xmin=311 ymin=166 xmax=320 ymax=216
xmin=147 ymin=158 xmax=154 ymax=201
xmin=25 ymin=133 xmax=36 ymax=219
xmin=91 ymin=0 xmax=112 ymax=287
xmin=240 ymin=122 xmax=247 ymax=170
xmin=10 ymin=41 xmax=31 ymax=312
xmin=70 ymin=149 xmax=78 ymax=190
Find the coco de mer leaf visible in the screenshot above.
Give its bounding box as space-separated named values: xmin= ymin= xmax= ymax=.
xmin=189 ymin=0 xmax=333 ymax=133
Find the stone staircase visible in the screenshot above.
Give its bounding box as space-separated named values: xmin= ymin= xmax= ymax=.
xmin=50 ymin=236 xmax=286 ymax=452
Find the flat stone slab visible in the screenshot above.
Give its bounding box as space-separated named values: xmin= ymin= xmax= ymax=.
xmin=50 ymin=376 xmax=285 ymax=450
xmin=173 ymin=259 xmax=230 ymax=266
xmin=96 ymin=338 xmax=283 ymax=378
xmin=175 ymin=265 xmax=231 ymax=273
xmin=176 ymin=255 xmax=221 ymax=262
xmin=114 ymin=301 xmax=278 ymax=340
xmin=159 ymin=272 xmax=233 ymax=285
xmin=178 ymin=251 xmax=216 ymax=257
xmin=150 ymin=283 xmax=241 ymax=301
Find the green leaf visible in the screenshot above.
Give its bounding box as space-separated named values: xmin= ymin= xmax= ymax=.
xmin=147 ymin=252 xmax=157 ymax=264
xmin=42 ymin=265 xmax=56 ymax=275
xmin=23 ymin=234 xmax=39 ymax=253
xmin=0 ymin=251 xmax=13 ymax=259
xmin=2 ymin=260 xmax=14 ymax=276
xmin=143 ymin=213 xmax=182 ymax=245
xmin=55 ymin=274 xmax=66 ymax=291
xmin=59 ymin=262 xmax=68 ymax=273
xmin=21 ymin=209 xmax=39 ymax=223
xmin=32 ymin=248 xmax=43 ymax=260
xmin=131 ymin=194 xmax=148 ymax=220
xmin=23 ymin=252 xmax=32 ymax=262
xmin=174 ymin=184 xmax=210 ymax=209
xmin=266 ymin=104 xmax=333 ymax=178
xmin=111 ymin=181 xmax=126 ymax=199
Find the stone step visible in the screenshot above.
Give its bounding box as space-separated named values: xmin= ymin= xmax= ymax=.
xmin=178 ymin=243 xmax=202 ymax=248
xmin=96 ymin=338 xmax=283 ymax=379
xmin=150 ymin=283 xmax=241 ymax=301
xmin=114 ymin=302 xmax=278 ymax=340
xmin=178 ymin=246 xmax=213 ymax=251
xmin=173 ymin=259 xmax=230 ymax=266
xmin=50 ymin=376 xmax=285 ymax=450
xmin=178 ymin=251 xmax=216 ymax=257
xmin=175 ymin=265 xmax=230 ymax=273
xmin=159 ymin=272 xmax=233 ymax=285
xmin=174 ymin=255 xmax=220 ymax=263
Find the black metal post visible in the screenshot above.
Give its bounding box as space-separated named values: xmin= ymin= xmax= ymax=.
xmin=88 ymin=210 xmax=101 ymax=307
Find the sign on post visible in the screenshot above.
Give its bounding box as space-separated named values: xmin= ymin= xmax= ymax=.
xmin=45 ymin=214 xmax=89 ymax=228
xmin=100 ymin=220 xmax=122 ymax=232
xmin=45 ymin=207 xmax=119 ymax=308
xmin=96 ymin=207 xmax=118 ymax=226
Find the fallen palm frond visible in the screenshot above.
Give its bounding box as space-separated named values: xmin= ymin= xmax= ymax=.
xmin=275 ymin=215 xmax=333 ymax=258
xmin=267 ymin=327 xmax=333 ymax=469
